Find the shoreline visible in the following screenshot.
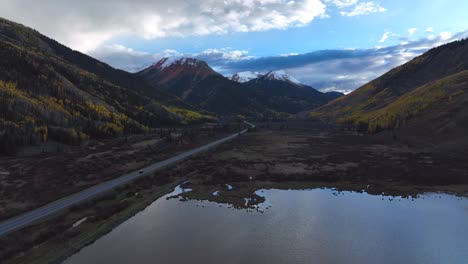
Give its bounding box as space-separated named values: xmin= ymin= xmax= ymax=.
xmin=173 ymin=179 xmax=468 ymax=210
xmin=3 ymin=177 xmax=186 ymax=264
xmin=3 ymin=176 xmax=468 ymax=264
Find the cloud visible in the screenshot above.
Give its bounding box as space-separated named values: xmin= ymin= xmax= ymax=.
xmin=426 ymin=27 xmax=434 ymax=33
xmin=89 ymin=45 xmax=161 ymax=72
xmin=326 ymin=0 xmax=359 ymax=8
xmin=325 ymin=0 xmax=386 ymax=17
xmin=379 ymin=32 xmax=390 ymax=43
xmin=0 ymin=0 xmax=326 ymax=53
xmin=408 ymin=28 xmax=417 ymax=36
xmin=90 ymin=46 xmax=254 ymax=72
xmin=195 ymin=49 xmax=253 ymax=61
xmin=215 ymin=30 xmax=468 ymax=92
xmin=440 ymin=31 xmax=452 ymax=40
xmin=281 ymin=53 xmax=300 ymax=57
xmin=339 ymin=2 xmax=386 ymax=16
xmin=91 ymin=29 xmax=468 ymax=94
xmin=191 ymin=48 xmax=254 ymax=71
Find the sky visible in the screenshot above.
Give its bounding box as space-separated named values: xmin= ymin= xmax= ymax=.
xmin=1 ymin=0 xmax=467 ymax=93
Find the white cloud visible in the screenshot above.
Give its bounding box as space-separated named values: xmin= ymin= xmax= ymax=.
xmin=0 ymin=0 xmax=326 ymax=53
xmin=281 ymin=53 xmax=300 ymax=57
xmin=160 ymin=49 xmax=184 ymax=57
xmin=408 ymin=28 xmax=417 ymax=36
xmin=89 ymin=44 xmax=160 ymax=72
xmin=379 ymin=32 xmax=390 ymax=43
xmin=339 ymin=2 xmax=386 ymax=16
xmin=320 ymin=86 xmax=354 ymax=94
xmin=325 ymin=0 xmax=358 ymax=8
xmin=440 ymin=32 xmax=452 ymax=40
xmin=104 ymin=44 xmax=148 ymax=56
xmin=426 ymin=27 xmax=434 ymax=32
xmin=196 ymin=48 xmax=254 ymax=61
xmin=90 ymin=45 xmax=254 ymax=72
xmin=325 ymin=0 xmax=386 ymax=17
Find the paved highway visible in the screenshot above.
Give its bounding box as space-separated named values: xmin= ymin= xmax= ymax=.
xmin=0 ymin=122 xmax=255 ymax=237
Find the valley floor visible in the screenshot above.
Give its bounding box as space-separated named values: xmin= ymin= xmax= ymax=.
xmin=1 ymin=121 xmax=467 ymax=263
xmin=0 ymin=125 xmax=239 ymax=221
xmin=174 ymin=120 xmax=468 ymax=207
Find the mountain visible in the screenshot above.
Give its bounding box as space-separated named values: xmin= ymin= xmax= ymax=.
xmin=0 ymin=18 xmax=210 ymax=155
xmin=311 ymin=38 xmax=468 ymax=145
xmin=138 ymin=58 xmax=221 ymax=100
xmin=137 ymin=58 xmax=265 ymax=115
xmin=245 ymin=71 xmax=343 ymax=114
xmin=322 ymin=91 xmax=345 ymax=101
xmin=139 ymin=59 xmax=343 ymax=116
xmin=230 ymin=71 xmax=263 ymax=83
xmin=262 ymin=70 xmax=304 ymax=85
xmin=230 ymin=70 xmax=309 ymax=85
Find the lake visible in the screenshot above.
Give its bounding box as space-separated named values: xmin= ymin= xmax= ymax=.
xmin=63 ymin=185 xmax=468 ymax=264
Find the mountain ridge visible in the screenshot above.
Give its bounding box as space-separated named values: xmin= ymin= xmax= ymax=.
xmin=311 ymin=38 xmax=468 ymax=147
xmin=230 ymin=71 xmax=263 ymax=83
xmin=0 ymin=17 xmax=212 ymax=155
xmin=139 ymin=58 xmax=343 ymax=116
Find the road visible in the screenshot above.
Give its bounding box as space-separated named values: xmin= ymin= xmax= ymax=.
xmin=0 ymin=122 xmax=255 ymax=237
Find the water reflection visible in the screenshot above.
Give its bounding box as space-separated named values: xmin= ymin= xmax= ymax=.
xmin=63 ymin=185 xmax=468 ymax=264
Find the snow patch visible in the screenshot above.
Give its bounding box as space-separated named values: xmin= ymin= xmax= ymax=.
xmin=265 ymin=70 xmax=303 ymax=85
xmin=231 ymin=71 xmax=263 ymax=83
xmin=159 ymin=57 xmax=180 ymax=69
xmin=155 ymin=57 xmax=203 ymax=70
xmin=71 ymin=217 xmax=88 ymax=229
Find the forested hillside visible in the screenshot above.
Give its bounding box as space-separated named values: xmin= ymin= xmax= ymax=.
xmin=311 ymin=39 xmax=468 ymax=137
xmin=0 ymin=18 xmax=211 ymax=155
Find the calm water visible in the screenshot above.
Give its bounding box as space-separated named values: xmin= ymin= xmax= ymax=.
xmin=63 ymin=186 xmax=468 ymax=264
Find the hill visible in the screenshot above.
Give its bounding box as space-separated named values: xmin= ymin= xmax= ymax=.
xmin=311 ymin=39 xmax=468 ymax=144
xmin=0 ymin=18 xmax=211 ymax=155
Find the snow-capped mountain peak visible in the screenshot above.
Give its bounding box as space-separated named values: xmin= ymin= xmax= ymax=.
xmin=230 ymin=71 xmax=264 ymax=83
xmin=230 ymin=70 xmax=304 ymax=86
xmin=264 ymin=70 xmax=303 ymax=85
xmin=152 ymin=57 xmax=206 ymax=71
